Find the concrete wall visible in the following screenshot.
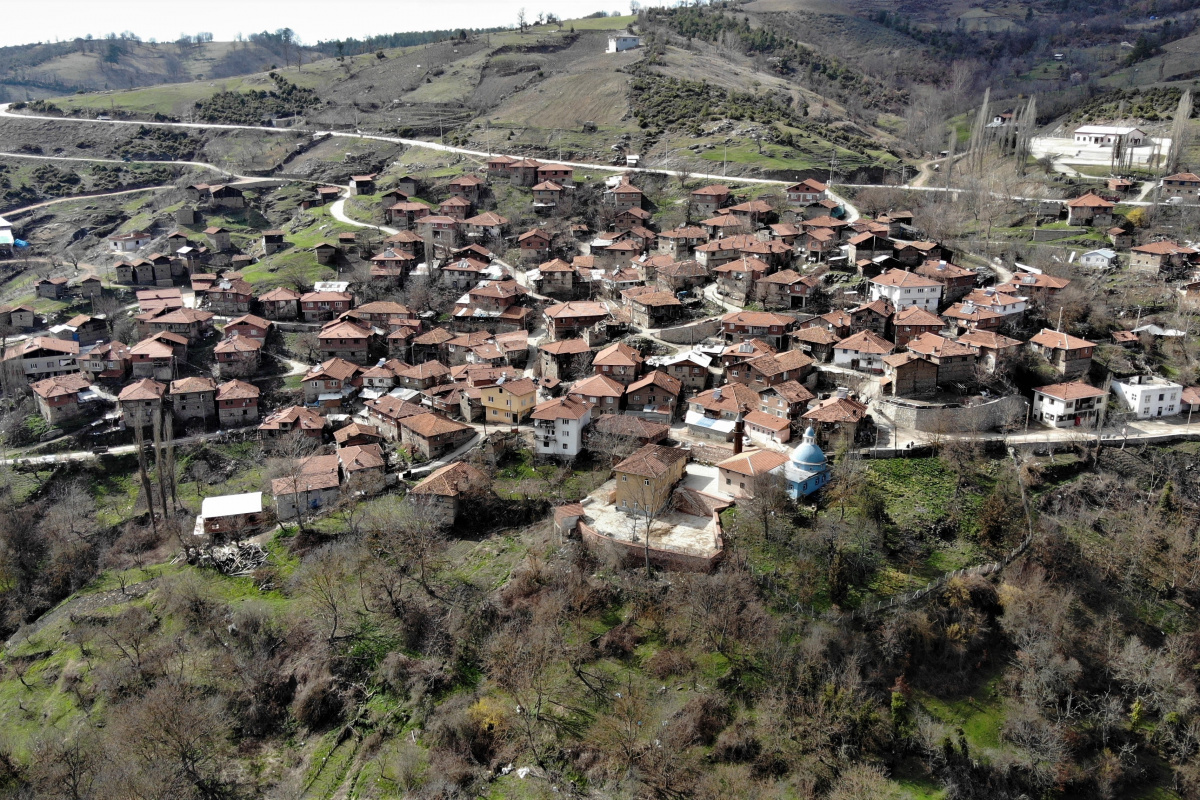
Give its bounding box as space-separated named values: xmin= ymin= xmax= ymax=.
xmin=881 ymin=394 xmax=1028 ymax=433
xmin=655 ymin=318 xmax=721 ymax=344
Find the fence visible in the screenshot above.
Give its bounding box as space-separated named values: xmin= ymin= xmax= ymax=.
xmin=654 ymin=318 xmax=721 ymax=344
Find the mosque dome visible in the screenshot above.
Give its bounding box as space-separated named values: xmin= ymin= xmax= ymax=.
xmin=791 ymin=426 xmax=826 ymax=469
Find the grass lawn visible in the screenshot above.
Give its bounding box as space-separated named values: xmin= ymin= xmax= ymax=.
xmin=563 ymin=14 xmax=637 ymax=30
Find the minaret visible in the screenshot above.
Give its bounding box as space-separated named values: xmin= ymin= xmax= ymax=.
xmin=733 ymin=403 xmax=748 ymax=455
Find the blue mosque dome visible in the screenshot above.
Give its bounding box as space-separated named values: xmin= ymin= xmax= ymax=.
xmin=791 ymin=426 xmax=826 ymax=470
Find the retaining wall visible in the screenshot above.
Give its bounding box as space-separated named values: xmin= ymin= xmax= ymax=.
xmin=655 ymin=319 xmax=721 ymax=344
xmin=881 ymin=394 xmax=1027 ymax=433
xmin=579 ymin=521 xmax=723 ymax=572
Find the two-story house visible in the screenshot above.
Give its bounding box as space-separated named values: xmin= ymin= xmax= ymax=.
xmin=869 ymin=269 xmax=943 ymax=312
xmin=258 ymin=405 xmax=325 ymax=439
xmin=216 ymin=379 xmax=260 ymax=426
xmin=169 ymin=376 xmax=217 ymax=423
xmin=1027 ymin=329 xmax=1095 ymax=379
xmin=482 ymin=377 xmax=538 ymax=423
xmin=593 ymin=342 xmax=644 ymax=385
xmin=720 ymin=310 xmax=797 ymax=349
xmin=532 ymin=396 xmax=592 ymax=458
xmin=1032 ymin=382 xmax=1107 ymax=428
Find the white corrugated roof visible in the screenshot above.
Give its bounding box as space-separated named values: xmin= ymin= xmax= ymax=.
xmin=200 ymin=492 xmax=262 ymax=518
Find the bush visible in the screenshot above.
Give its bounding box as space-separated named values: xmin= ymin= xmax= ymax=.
xmin=293 ymin=674 xmax=344 ymax=729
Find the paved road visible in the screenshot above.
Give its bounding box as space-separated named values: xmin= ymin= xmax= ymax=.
xmin=1 ymin=425 xmax=259 ymax=466
xmin=328 ymin=195 xmax=397 ymax=236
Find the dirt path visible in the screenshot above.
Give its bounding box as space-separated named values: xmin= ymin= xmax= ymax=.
xmin=2 ymin=184 xmax=171 ymax=218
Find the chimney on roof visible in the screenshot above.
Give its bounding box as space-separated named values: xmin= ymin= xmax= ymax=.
xmin=836 ymin=387 xmax=849 ymax=399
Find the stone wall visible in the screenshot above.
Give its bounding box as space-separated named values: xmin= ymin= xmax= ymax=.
xmin=579 ymin=521 xmax=724 ymax=572
xmin=881 ymin=394 xmax=1028 ymax=433
xmin=655 ymin=318 xmax=722 ymax=344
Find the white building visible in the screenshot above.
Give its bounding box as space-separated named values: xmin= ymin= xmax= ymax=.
xmin=1080 ymin=248 xmax=1118 ymax=269
xmin=531 ymin=396 xmax=592 ymax=457
xmin=108 ymin=230 xmax=152 ymax=252
xmin=868 ymin=269 xmax=943 ymax=311
xmin=1073 ymin=125 xmax=1146 ymax=147
xmin=198 ymin=491 xmax=264 ymax=538
xmin=607 ymin=34 xmax=640 ymax=53
xmin=1112 ymin=375 xmax=1183 ymax=419
xmin=1032 ymin=382 xmax=1107 ymax=428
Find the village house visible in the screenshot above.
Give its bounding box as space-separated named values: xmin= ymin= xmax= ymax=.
xmin=395 ymin=360 xmax=451 ymax=391
xmin=684 ymin=382 xmax=761 ymax=441
xmin=941 ymin=299 xmax=1006 ymax=334
xmin=444 ymin=331 xmax=492 ymax=366
xmin=363 ymin=395 xmax=426 ymax=440
xmin=518 ymin=228 xmax=552 ymax=263
xmin=657 ymin=226 xmax=709 ymax=259
xmin=532 ymin=181 xmax=564 ymax=209
xmin=869 ymin=269 xmax=943 ymax=312
xmin=258 ymin=287 xmax=301 ymax=320
xmin=448 ymin=173 xmax=486 ymax=203
xmin=624 ymin=370 xmax=683 ymax=421
xmin=128 ymin=337 xmax=176 ymax=381
xmin=656 ymin=350 xmax=712 ymax=391
xmin=538 ymin=337 xmax=591 ymax=383
xmin=615 ymin=207 xmax=652 ymax=229
xmin=997 ymin=272 xmax=1071 ymax=307
xmin=439 ymin=195 xmax=473 ymax=221
xmin=462 ymin=211 xmax=508 ymax=242
xmin=1027 ymin=329 xmax=1096 ymax=379
xmin=709 ymin=255 xmax=766 ymax=305
xmin=2 ymin=337 xmax=80 ymax=384
xmin=626 ymin=289 xmax=683 ymax=329
xmin=721 ymin=338 xmax=775 ymax=375
xmin=913 ymin=259 xmax=978 ymax=302
xmin=1065 ymin=193 xmax=1115 ymax=227
xmin=593 ymin=342 xmax=644 ymax=385
xmin=690 ymin=184 xmax=730 ymax=217
xmin=507 ymin=158 xmax=543 ymax=187
xmin=108 ymin=230 xmax=152 ymax=252
xmin=536 ymin=163 xmax=574 ymax=186
xmin=215 ymin=379 xmax=259 ymax=426
xmin=882 ymin=352 xmax=938 ymax=396
xmin=272 ymin=455 xmax=341 ymax=521
xmin=318 ymin=319 xmax=373 ymax=362
xmin=904 ymin=333 xmax=977 ymax=384
xmin=387 ymin=201 xmax=431 ymax=229
xmin=1108 ymin=227 xmax=1133 ymax=249
xmin=609 ymin=181 xmax=645 ymax=211
xmin=258 ymin=405 xmax=325 ymax=439
xmin=786 ymin=178 xmax=828 ymax=206
xmin=142 ymin=308 xmax=214 ymax=343
xmin=832 ymin=330 xmax=894 ymax=374
xmin=482 ymin=377 xmax=538 ymax=423
xmin=593 ymin=414 xmax=670 ymax=447
xmin=532 ymin=396 xmax=591 ymax=458
xmin=441 ymin=255 xmax=491 ymax=289
xmin=486 ymin=154 xmax=516 ymax=177
xmin=544 ymin=301 xmax=611 ymax=339
xmin=31 ymin=373 xmax=95 ymax=425
xmin=1032 ymin=382 xmax=1107 ymax=428
xmin=170 ymin=376 xmax=217 ymax=423
xmin=758 ymin=380 xmax=814 ymax=422
xmin=792 ymin=326 xmax=840 ymax=362
xmin=849 ymin=299 xmax=894 ymax=337
xmin=303 ymin=358 xmax=362 ymax=405
xmin=1112 ymin=375 xmax=1183 ymax=419
xmin=399 ymin=412 xmax=474 ymax=459
xmin=300 ymin=290 xmax=353 ymax=322
xmin=1161 ymin=172 xmax=1200 ymax=200
xmin=733 ymin=350 xmax=815 ymax=388
xmin=410 ymin=461 xmax=491 ymax=524
xmin=893 ymin=306 xmax=945 ymax=347
xmin=334 ymin=422 xmax=384 ymax=449
xmin=206 ymin=277 xmax=254 ymax=315
xmin=534 ymin=258 xmax=575 ymax=297
xmin=118 ymin=378 xmax=167 ymax=427
xmin=224 ymin=313 xmax=272 ymax=341
xmin=1080 ymin=248 xmax=1118 ymax=270
xmin=613 ymin=444 xmax=689 ymax=515
xmin=338 ymin=444 xmax=387 ymax=492
xmin=728 ymin=199 xmax=774 ymax=228
xmin=214 ymin=334 xmax=263 ymax=377
xmin=958 ymin=330 xmax=1023 ymax=372
xmin=200 ymin=492 xmax=264 ymax=539
xmin=720 ymin=310 xmax=797 ymax=349
xmin=568 ymin=373 xmax=626 ymax=414
xmin=35 ymin=277 xmax=68 ymax=300
xmin=53 ymin=314 xmax=108 ymax=346
xmin=0 ymin=304 xmax=36 ymax=330
xmin=717 ymin=449 xmax=789 ymax=499
xmin=802 ymin=390 xmax=869 ymax=445
xmin=80 ymin=340 xmax=130 ymax=383
xmin=348 ymin=174 xmax=376 ymax=196
xmin=418 ymin=215 xmax=461 ymax=257
xmin=208 ymin=185 xmax=245 ymax=208
xmin=1129 ymin=240 xmax=1199 ymax=276
xmin=757 ymin=270 xmax=819 ymax=309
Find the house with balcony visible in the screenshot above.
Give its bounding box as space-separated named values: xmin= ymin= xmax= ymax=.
xmin=1032 ymin=382 xmax=1107 ymax=428
xmin=399 ymin=412 xmax=475 ymax=459
xmin=214 ymin=334 xmax=263 ymax=377
xmin=568 ymin=373 xmax=626 ymax=414
xmin=1027 ymin=329 xmax=1095 ymax=379
xmin=302 ymin=358 xmax=362 ymax=405
xmin=832 ymin=330 xmax=894 ymax=374
xmin=258 ymin=405 xmax=325 ymax=439
xmin=532 ymin=396 xmax=591 ymax=457
xmin=31 ymin=373 xmax=96 ymax=425
xmin=300 ymin=290 xmax=353 ymax=322
xmin=719 ymin=310 xmax=797 ymax=349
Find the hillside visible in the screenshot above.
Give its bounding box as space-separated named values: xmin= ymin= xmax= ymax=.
xmin=0 ymin=38 xmax=325 ymax=102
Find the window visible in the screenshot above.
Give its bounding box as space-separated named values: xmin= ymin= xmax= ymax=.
xmin=644 ymin=478 xmax=650 ymax=485
xmin=622 ymin=475 xmax=627 ymax=481
xmin=726 ymin=477 xmax=731 ymax=485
